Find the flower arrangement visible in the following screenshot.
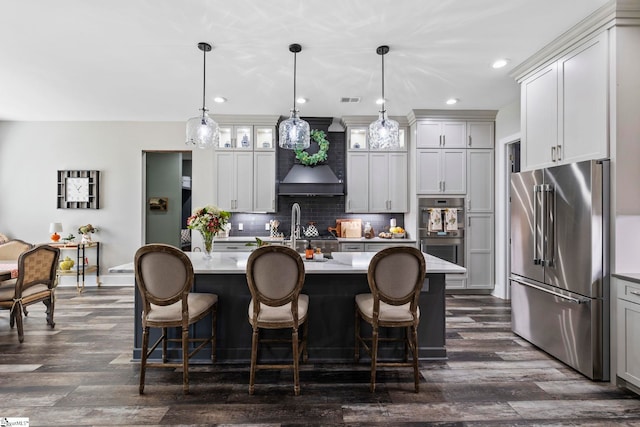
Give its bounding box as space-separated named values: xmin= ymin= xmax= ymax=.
xmin=78 ymin=224 xmax=98 ymax=243
xmin=187 ymin=205 xmax=231 ymax=258
xmin=78 ymin=224 xmax=98 ymax=235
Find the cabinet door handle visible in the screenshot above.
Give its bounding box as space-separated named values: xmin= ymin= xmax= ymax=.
xmin=348 ymin=199 xmax=351 ymax=210
xmin=272 ymin=199 xmax=275 ymax=210
xmin=442 ymin=135 xmax=446 ymax=146
xmin=442 ymin=181 xmax=446 ymax=192
xmin=439 ymin=135 xmax=443 ymax=147
xmin=467 ymin=198 xmax=471 ymax=210
xmin=556 ymin=144 xmax=562 ymax=161
xmin=468 ymin=135 xmax=472 ymax=146
xmin=551 ymin=146 xmax=556 ymax=162
xmin=468 ymin=217 xmax=471 ymax=227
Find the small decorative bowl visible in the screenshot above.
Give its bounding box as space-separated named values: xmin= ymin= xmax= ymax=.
xmin=392 ymin=232 xmax=406 ymax=239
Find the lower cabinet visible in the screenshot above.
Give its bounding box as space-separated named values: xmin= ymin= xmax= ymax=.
xmin=340 ymin=242 xmax=365 ymax=252
xmin=616 ymin=277 xmax=640 ymax=390
xmin=339 ymin=241 xmax=417 ymax=252
xmin=465 ymin=213 xmax=494 ymax=290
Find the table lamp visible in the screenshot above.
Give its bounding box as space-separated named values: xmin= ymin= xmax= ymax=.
xmin=49 ymin=222 xmax=63 ymax=242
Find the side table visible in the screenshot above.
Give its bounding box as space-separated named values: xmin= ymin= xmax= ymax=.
xmin=49 ymin=242 xmax=101 ymax=293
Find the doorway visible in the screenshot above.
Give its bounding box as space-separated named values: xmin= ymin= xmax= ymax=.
xmin=143 ymin=151 xmax=192 ymax=249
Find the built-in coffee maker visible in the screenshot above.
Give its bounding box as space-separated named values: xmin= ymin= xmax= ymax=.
xmin=419 ymin=197 xmax=465 ymax=268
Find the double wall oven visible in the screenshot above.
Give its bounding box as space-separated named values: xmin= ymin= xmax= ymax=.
xmin=419 ymin=197 xmax=465 ymax=270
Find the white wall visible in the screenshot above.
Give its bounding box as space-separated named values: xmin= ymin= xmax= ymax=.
xmin=0 ymin=121 xmax=207 ymax=284
xmin=494 ymin=100 xmax=521 ymax=299
xmin=495 ymin=100 xmax=521 ymax=142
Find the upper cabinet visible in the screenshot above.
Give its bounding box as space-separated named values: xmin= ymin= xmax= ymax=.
xmin=518 ymin=32 xmax=608 ymax=171
xmin=343 ymin=123 xmax=407 ymax=151
xmin=409 ymin=110 xmax=497 ymax=197
xmin=212 ymin=115 xmax=279 ymax=212
xmin=341 ymin=116 xmax=409 ymax=213
xmin=416 ymin=121 xmax=466 ymax=148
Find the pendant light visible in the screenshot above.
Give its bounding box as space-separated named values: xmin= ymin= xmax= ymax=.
xmin=186 ymin=42 xmax=220 ymax=149
xmin=279 ymin=43 xmax=310 ymax=150
xmin=369 ymin=45 xmax=400 ymax=150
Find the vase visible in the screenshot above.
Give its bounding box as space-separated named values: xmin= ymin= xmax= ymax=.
xmin=81 ymin=234 xmax=92 ymax=244
xmin=200 ymin=231 xmax=214 ymax=260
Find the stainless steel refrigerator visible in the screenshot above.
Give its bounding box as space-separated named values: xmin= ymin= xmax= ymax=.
xmin=510 ymin=159 xmax=609 ymax=380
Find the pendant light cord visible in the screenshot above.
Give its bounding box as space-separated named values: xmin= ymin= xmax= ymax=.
xmin=201 ymin=46 xmax=207 ymax=118
xmin=380 ymin=51 xmax=386 ymax=115
xmin=292 ymin=50 xmax=297 ymax=112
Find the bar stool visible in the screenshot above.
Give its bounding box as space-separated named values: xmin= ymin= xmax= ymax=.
xmin=134 ymin=244 xmax=218 ymax=394
xmin=354 ymin=246 xmax=425 ymax=392
xmin=245 ymin=245 xmax=307 ymax=396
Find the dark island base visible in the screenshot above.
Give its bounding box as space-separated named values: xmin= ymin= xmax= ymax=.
xmin=133 ymin=272 xmax=446 ymax=363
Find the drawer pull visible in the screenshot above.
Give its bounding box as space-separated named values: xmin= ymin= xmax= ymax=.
xmin=630 ymin=290 xmax=640 ymax=296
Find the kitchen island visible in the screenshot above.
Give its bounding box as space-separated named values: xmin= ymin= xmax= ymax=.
xmin=111 ymin=251 xmax=465 ymax=363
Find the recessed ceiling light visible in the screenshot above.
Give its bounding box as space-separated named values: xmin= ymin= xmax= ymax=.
xmin=296 ymin=97 xmax=308 ymax=104
xmin=446 ymin=98 xmax=458 ymax=105
xmin=492 ymin=58 xmax=509 ymax=69
xmin=375 ymin=98 xmax=386 ymax=105
xmin=213 ymin=96 xmax=227 ymax=103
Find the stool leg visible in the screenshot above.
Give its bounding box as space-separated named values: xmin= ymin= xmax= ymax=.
xmin=140 ymin=326 xmax=149 ymax=394
xmin=249 ymin=326 xmax=258 ymax=395
xmin=182 ymin=325 xmax=189 ymax=394
xmin=292 ymin=327 xmax=300 ymax=396
xmin=354 ymin=309 xmax=360 ymax=362
xmin=370 ymin=324 xmax=379 ymax=392
xmin=412 ymin=324 xmax=419 ymax=393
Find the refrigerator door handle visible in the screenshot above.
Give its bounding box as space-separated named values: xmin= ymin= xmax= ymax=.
xmin=511 ymin=277 xmax=588 ymax=304
xmin=533 ymin=185 xmax=541 ymax=265
xmin=544 ymin=184 xmax=555 ymax=267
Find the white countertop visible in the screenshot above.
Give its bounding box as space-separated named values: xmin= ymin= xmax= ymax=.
xmin=109 ymin=251 xmax=465 ymax=275
xmin=211 ymin=236 xmax=416 ymax=243
xmin=337 ymin=237 xmax=417 ymax=243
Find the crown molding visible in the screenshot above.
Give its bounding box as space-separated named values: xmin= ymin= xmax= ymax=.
xmin=510 ymin=0 xmax=640 ymax=82
xmin=407 ymin=109 xmax=498 ymax=125
xmin=340 ymin=115 xmax=410 ymax=128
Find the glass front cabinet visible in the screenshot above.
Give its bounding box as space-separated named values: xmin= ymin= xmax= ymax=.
xmin=212 ymin=115 xmax=279 ymax=212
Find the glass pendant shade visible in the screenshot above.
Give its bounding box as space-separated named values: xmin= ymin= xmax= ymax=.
xmin=279 ymin=43 xmax=310 ymax=150
xmin=369 ymin=45 xmax=400 ymax=150
xmin=279 ymin=110 xmax=310 ymax=150
xmin=186 ymin=42 xmax=218 ymax=149
xmin=186 ymin=111 xmax=219 ymax=149
xmin=369 ymin=111 xmax=400 ymax=150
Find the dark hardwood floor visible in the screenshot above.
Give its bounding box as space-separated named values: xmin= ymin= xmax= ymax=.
xmin=1 ymin=286 xmax=640 ymax=426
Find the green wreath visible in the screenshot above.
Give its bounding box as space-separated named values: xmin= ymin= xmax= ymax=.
xmin=295 ymin=129 xmax=329 ymax=166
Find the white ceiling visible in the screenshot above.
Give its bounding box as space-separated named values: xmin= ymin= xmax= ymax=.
xmin=0 ymin=0 xmax=609 ymax=121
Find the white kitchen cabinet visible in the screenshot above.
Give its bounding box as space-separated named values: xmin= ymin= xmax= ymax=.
xmin=346 ymin=152 xmax=369 ymax=213
xmin=467 ymin=149 xmax=494 ymax=213
xmin=416 ymin=121 xmax=466 ymax=148
xmin=467 ymin=122 xmax=494 ymax=148
xmin=417 ymin=149 xmax=466 ymax=194
xmin=217 ymin=124 xmax=254 ymax=150
xmin=364 ymin=241 xmax=416 ymax=252
xmin=521 ymin=32 xmax=608 ymax=171
xmin=559 ymin=32 xmax=608 ymax=165
xmin=466 ymin=213 xmax=494 ymax=289
xmin=253 ymin=151 xmax=276 ymax=212
xmin=368 ymin=152 xmax=408 ymax=212
xmin=340 ymin=242 xmax=365 ymax=252
xmin=616 ymin=277 xmax=640 ymax=389
xmin=521 ymin=63 xmax=558 ymax=170
xmin=214 ymin=151 xmax=253 ymax=212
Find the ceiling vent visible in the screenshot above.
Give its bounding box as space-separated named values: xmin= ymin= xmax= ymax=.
xmin=340 ymin=97 xmax=361 ymax=103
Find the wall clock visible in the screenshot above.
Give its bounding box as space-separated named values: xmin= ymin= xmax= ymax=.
xmin=57 ymin=170 xmax=100 ymax=209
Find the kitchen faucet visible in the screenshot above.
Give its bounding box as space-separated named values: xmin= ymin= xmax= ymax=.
xmin=290 ymin=202 xmax=301 ymax=251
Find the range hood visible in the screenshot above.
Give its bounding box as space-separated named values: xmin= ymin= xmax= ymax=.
xmin=278 ymin=164 xmax=344 ymax=196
